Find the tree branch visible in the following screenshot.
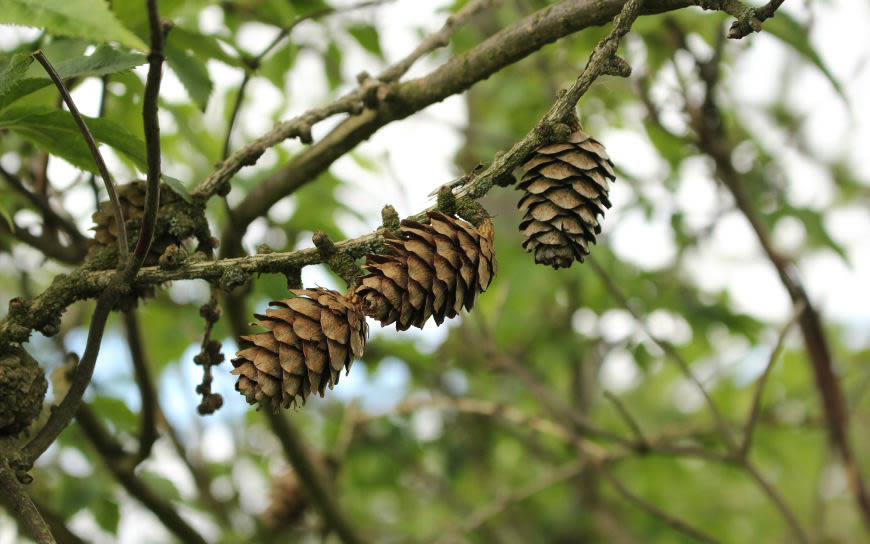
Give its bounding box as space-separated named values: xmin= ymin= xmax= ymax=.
xmin=739 ymin=301 xmax=805 ymax=458
xmin=686 ymin=39 xmax=870 ymax=531
xmin=222 ymin=0 xmax=395 ymax=160
xmin=0 ymin=164 xmax=86 ymax=250
xmin=217 ymin=0 xmax=694 ymax=254
xmin=444 ymin=459 xmax=587 ymax=539
xmin=122 ymin=310 xmax=158 ymax=464
xmin=22 ymin=290 xmax=115 ymax=465
xmin=588 ymin=258 xmax=738 ymax=451
xmin=265 ymin=410 xmax=364 ymax=544
xmin=75 ymin=405 xmax=208 ymax=544
xmin=595 ymin=462 xmax=721 ymax=544
xmin=32 ymin=50 xmax=128 ymax=263
xmin=0 ymin=459 xmax=54 ymax=543
xmin=132 ymin=0 xmax=165 ymax=268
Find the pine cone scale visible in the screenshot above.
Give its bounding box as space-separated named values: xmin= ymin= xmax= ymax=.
xmin=231 ymin=288 xmax=367 ymax=410
xmin=352 ymin=211 xmax=495 ymax=330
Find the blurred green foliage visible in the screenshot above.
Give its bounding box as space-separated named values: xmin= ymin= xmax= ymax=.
xmin=1 ymin=0 xmax=869 ymax=543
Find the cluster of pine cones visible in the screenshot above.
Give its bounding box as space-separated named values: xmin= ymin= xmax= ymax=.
xmin=91 ymin=128 xmax=613 ymax=412
xmin=228 ymin=127 xmax=613 ymax=411
xmin=230 ymin=211 xmax=497 ymax=411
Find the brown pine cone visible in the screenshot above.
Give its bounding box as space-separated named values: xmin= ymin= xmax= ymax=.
xmin=517 ymin=129 xmax=615 ymax=269
xmin=351 ymin=211 xmax=496 ymax=330
xmin=231 ymin=288 xmax=367 ymax=411
xmin=91 ymin=180 xmax=180 ymax=261
xmin=263 ymin=456 xmax=336 ymax=529
xmin=263 ymin=471 xmax=306 ymax=528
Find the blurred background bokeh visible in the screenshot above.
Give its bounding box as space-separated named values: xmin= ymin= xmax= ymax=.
xmin=1 ymin=0 xmax=869 ymax=542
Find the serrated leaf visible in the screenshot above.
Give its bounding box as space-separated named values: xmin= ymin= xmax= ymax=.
xmin=0 ymin=53 xmax=32 ymax=96
xmin=347 ymin=24 xmax=384 ymax=60
xmin=166 ymin=41 xmax=213 ymax=111
xmin=1 ymin=45 xmax=146 ymax=111
xmin=0 ymin=0 xmax=148 ymax=51
xmin=0 ymin=106 xmax=147 ymax=172
xmin=162 ymin=174 xmax=192 ymax=204
xmin=763 ymin=13 xmax=843 ymax=99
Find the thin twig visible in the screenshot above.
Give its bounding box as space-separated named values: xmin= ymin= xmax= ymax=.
xmin=131 ymin=0 xmax=165 ymax=267
xmin=75 ymin=405 xmax=208 ymax=544
xmin=29 ymin=498 xmax=86 ymax=544
xmin=380 ymin=0 xmax=501 ymax=82
xmin=604 ymin=391 xmax=649 ymax=447
xmin=683 ymin=32 xmax=870 ymax=531
xmin=222 ymin=0 xmax=393 ymax=159
xmin=0 ymin=164 xmax=86 ymax=247
xmin=266 ymin=411 xmax=364 ymax=544
xmin=740 ymin=301 xmax=806 ymax=457
xmin=588 ymin=258 xmax=738 ymax=451
xmin=739 ymin=459 xmax=809 ymax=543
xmin=23 ymin=289 xmax=115 ymax=464
xmin=0 ymin=460 xmax=55 ymax=543
xmin=445 ymin=459 xmax=587 ymax=539
xmin=32 ymin=50 xmax=128 ymax=262
xmin=123 ymin=310 xmax=158 ymax=464
xmin=86 ymin=75 xmax=111 ymax=210
xmin=595 ymin=462 xmax=721 ymax=544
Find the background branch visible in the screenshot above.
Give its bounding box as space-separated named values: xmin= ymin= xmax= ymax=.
xmin=75 ymin=405 xmax=208 ymax=544
xmin=265 ymin=410 xmax=364 ymax=544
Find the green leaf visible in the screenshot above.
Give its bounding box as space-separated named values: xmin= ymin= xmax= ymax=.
xmin=347 ymin=24 xmax=384 ymax=60
xmin=166 ymin=41 xmax=213 ymax=111
xmin=0 ymin=106 xmax=147 ymax=172
xmin=93 ymin=496 xmax=120 ymax=533
xmin=167 ymin=26 xmax=242 ymax=68
xmin=0 ymin=53 xmax=32 ymax=96
xmin=763 ymin=13 xmax=843 ymax=98
xmin=0 ymin=200 xmax=13 ymax=231
xmin=1 ymin=45 xmax=146 ymax=111
xmin=162 ymin=174 xmax=193 ymax=204
xmin=139 ymin=472 xmax=181 ymax=502
xmin=261 ymin=0 xmax=296 ymax=27
xmin=324 ymin=41 xmax=343 ymax=91
xmin=260 ymin=41 xmax=297 ymax=90
xmin=0 ymin=0 xmax=148 ymax=51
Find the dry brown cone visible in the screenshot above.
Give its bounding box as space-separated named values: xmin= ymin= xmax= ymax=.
xmin=351 ymin=211 xmax=496 ymax=331
xmin=263 ymin=456 xmax=337 ymax=529
xmin=263 ymin=471 xmax=306 ymax=529
xmin=91 ymin=180 xmax=180 ymax=261
xmin=517 ymin=129 xmax=615 ymax=269
xmin=231 ymin=288 xmax=367 ymax=411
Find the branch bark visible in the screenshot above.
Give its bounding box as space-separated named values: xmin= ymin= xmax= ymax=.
xmin=218 ymin=0 xmax=694 ymax=255
xmin=0 ymin=459 xmax=55 ymax=543
xmin=266 ymin=410 xmax=364 ymax=544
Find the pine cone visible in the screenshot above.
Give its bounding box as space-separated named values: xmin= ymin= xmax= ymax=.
xmin=263 ymin=471 xmax=307 ymax=528
xmin=91 ymin=180 xmax=179 ymax=261
xmin=263 ymin=456 xmax=336 ymax=529
xmin=351 ymin=211 xmax=496 ymax=330
xmin=231 ymin=288 xmax=367 ymax=411
xmin=517 ymin=129 xmax=615 ymax=269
